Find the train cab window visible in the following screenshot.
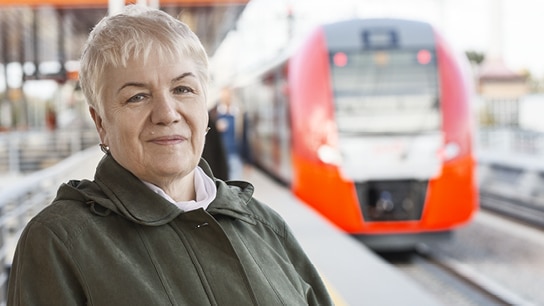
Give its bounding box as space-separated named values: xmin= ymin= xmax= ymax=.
xmin=329 ymin=49 xmax=441 ymax=134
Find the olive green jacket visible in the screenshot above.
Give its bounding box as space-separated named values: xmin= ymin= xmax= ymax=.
xmin=7 ymin=155 xmax=333 ymax=305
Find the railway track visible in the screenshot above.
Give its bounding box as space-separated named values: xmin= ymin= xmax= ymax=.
xmin=382 ymin=193 xmax=544 ymax=306
xmin=383 ymin=247 xmax=535 ymax=306
xmin=479 ymin=191 xmax=544 ymax=229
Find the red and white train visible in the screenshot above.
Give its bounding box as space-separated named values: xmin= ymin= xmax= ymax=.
xmin=234 ymin=18 xmax=479 ymax=251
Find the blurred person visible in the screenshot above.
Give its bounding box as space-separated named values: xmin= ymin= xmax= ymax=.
xmin=240 ymin=111 xmax=253 ymax=165
xmin=7 ymin=5 xmax=332 ymax=306
xmin=202 ymin=105 xmax=229 ymax=180
xmin=215 ymin=87 xmax=243 ymax=180
xmin=45 ymin=103 xmax=57 ymax=130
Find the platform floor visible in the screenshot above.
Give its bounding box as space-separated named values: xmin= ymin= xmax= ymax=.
xmin=240 ymin=166 xmax=439 ymax=305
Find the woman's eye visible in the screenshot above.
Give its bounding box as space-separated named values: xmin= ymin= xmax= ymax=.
xmin=174 ymin=86 xmax=194 ymax=95
xmin=127 ymin=94 xmax=146 ymax=103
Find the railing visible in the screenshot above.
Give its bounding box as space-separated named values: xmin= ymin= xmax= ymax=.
xmin=0 ymin=129 xmax=100 ymax=304
xmin=477 ymin=127 xmax=544 ymax=193
xmin=0 ymin=129 xmax=99 ymax=174
xmin=476 ymin=127 xmax=544 ymax=229
xmin=0 ymin=146 xmax=103 ymax=304
xmin=478 ymin=127 xmax=544 ymax=156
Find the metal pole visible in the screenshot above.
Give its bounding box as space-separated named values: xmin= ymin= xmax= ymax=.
xmin=149 ymin=0 xmax=160 ymax=9
xmin=57 ymin=9 xmax=66 ymax=82
xmin=32 ymin=8 xmax=40 ymax=79
xmin=108 ymin=0 xmax=124 ymax=16
xmin=136 ymin=0 xmax=160 ymax=8
xmin=1 ymin=10 xmax=13 ymax=130
xmin=110 ymin=0 xmax=160 ymax=12
xmin=18 ymin=10 xmax=29 ymax=129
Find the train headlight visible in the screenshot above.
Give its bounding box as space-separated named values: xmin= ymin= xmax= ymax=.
xmin=317 ymin=145 xmax=342 ymax=166
xmin=443 ymin=142 xmax=461 ymax=160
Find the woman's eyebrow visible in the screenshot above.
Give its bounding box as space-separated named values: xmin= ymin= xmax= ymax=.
xmin=172 ymin=72 xmax=196 ymax=83
xmin=117 ymin=82 xmax=145 ymax=94
xmin=116 ymin=72 xmax=196 ymax=94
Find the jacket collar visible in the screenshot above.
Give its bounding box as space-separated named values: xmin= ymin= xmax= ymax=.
xmin=197 ymin=157 xmax=256 ymax=225
xmin=60 ymin=154 xmax=256 ymax=226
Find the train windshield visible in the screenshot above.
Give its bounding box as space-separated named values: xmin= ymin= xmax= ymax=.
xmin=329 ymin=49 xmax=440 ymax=134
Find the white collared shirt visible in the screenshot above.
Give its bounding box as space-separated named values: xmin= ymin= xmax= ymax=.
xmin=142 ymin=166 xmax=217 ymax=212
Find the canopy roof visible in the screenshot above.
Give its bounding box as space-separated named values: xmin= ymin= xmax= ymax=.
xmin=0 ymin=0 xmax=248 ymax=67
xmin=0 ymin=0 xmax=248 ymax=8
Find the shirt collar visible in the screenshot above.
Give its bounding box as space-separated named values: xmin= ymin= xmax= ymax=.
xmin=88 ymin=154 xmax=256 ymax=226
xmin=141 ymin=166 xmax=217 ymax=212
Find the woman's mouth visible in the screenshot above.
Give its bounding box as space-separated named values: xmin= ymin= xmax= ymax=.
xmin=149 ymin=135 xmax=186 ymax=145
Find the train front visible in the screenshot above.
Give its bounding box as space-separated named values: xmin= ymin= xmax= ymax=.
xmin=289 ymin=18 xmax=478 ymax=251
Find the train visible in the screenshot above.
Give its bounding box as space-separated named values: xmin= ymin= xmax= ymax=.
xmin=232 ymin=18 xmax=479 ymax=251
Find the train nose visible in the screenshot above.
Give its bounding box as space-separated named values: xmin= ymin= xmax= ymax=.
xmin=358 ymin=180 xmax=427 ymax=222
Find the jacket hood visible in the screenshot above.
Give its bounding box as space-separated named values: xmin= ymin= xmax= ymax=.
xmin=54 ymin=154 xmax=256 ymax=226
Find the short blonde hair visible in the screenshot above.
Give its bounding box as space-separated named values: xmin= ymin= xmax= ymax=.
xmin=79 ymin=5 xmax=209 ymax=114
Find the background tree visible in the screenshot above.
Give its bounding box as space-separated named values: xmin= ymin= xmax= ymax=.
xmin=465 ymin=50 xmax=485 ymax=65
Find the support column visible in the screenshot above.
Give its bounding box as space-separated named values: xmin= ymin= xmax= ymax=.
xmin=108 ymin=0 xmax=124 ymax=16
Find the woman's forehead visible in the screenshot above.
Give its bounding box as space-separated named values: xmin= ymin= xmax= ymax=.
xmin=108 ymin=51 xmax=196 ymax=73
xmin=99 ymin=57 xmax=200 ymax=97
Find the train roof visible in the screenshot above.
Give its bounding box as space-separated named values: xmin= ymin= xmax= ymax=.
xmin=230 ymin=18 xmax=437 ymax=89
xmin=323 ymin=18 xmax=436 ymax=50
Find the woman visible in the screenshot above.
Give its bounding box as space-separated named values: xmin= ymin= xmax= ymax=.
xmin=7 ymin=5 xmax=332 ymax=306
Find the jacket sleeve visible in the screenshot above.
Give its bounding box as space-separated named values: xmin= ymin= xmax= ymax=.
xmin=7 ymin=219 xmax=87 ymax=305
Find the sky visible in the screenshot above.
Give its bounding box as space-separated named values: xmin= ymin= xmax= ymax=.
xmin=211 ymin=0 xmax=544 ymax=85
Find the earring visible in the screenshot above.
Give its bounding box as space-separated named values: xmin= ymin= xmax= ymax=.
xmin=205 ymin=127 xmax=211 ymax=135
xmin=99 ymin=143 xmax=110 ymax=154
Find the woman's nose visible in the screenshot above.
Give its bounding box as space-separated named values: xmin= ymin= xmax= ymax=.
xmin=151 ymin=94 xmax=182 ymax=125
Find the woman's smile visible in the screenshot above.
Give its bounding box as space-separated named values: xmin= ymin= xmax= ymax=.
xmin=148 ymin=134 xmax=187 ymax=145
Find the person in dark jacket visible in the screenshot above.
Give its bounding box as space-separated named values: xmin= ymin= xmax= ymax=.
xmin=7 ymin=4 xmax=333 ymax=306
xmin=202 ymin=106 xmax=229 ymax=181
xmin=214 ymin=87 xmax=243 ymax=180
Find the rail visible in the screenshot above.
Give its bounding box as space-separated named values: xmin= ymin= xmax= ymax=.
xmin=478 ymin=127 xmax=544 ymax=156
xmin=477 ymin=127 xmax=544 ymax=227
xmin=0 ymin=146 xmax=102 ymax=303
xmin=0 ymin=129 xmax=99 ymax=174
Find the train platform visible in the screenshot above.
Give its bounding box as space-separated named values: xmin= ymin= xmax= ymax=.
xmin=0 ymin=146 xmax=440 ymax=305
xmin=242 ymin=166 xmax=440 ymax=305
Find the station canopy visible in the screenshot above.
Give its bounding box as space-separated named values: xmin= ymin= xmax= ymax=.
xmin=0 ymin=0 xmax=247 ymax=6
xmin=0 ymin=0 xmax=249 ymax=80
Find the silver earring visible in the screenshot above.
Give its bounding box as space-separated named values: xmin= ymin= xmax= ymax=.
xmin=99 ymin=143 xmax=110 ymax=154
xmin=205 ymin=127 xmax=211 ymax=135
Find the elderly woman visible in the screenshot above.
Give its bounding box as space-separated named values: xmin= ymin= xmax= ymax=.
xmin=7 ymin=5 xmax=332 ymax=306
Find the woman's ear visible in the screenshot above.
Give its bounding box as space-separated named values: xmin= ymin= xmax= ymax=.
xmin=89 ymin=107 xmax=107 ymax=144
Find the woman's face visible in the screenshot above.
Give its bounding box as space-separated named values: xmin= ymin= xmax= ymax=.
xmin=91 ymin=52 xmax=208 ymax=186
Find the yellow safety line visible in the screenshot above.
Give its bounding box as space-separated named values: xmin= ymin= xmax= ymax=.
xmin=320 ymin=271 xmax=349 ymax=306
